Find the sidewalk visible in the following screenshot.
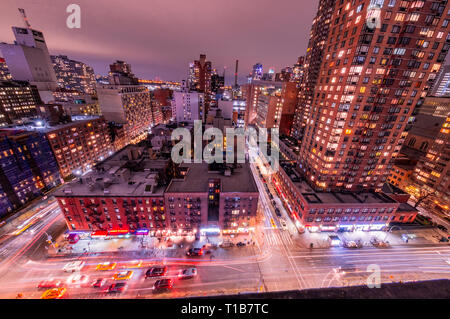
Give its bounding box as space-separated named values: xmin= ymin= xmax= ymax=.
xmin=48 ymin=231 xmax=259 ymax=260
xmin=292 ymin=227 xmax=449 ymax=249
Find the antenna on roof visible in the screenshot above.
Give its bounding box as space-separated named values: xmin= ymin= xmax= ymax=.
xmin=18 ymin=8 xmax=32 ymax=29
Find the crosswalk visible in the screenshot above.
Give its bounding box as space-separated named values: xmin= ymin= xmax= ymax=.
xmin=264 ymin=229 xmax=294 ymax=247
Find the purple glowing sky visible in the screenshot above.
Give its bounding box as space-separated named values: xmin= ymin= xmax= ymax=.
xmin=1 ymin=0 xmax=318 ymax=84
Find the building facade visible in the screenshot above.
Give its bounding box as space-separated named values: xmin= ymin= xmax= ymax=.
xmin=43 ymin=117 xmax=114 ymax=178
xmin=0 ymin=25 xmax=58 ymax=103
xmin=412 ymin=116 xmax=450 ymax=215
xmin=295 ymin=0 xmax=450 ymax=193
xmin=0 ymin=80 xmax=41 ymax=126
xmin=430 ymin=64 xmax=450 ymax=96
xmin=165 ymin=163 xmax=259 ymax=235
xmin=97 ymin=84 xmax=154 ymax=144
xmin=55 ymin=146 xmax=171 ymax=234
xmin=51 ymin=55 xmax=97 ymax=95
xmin=0 ymin=58 xmax=11 ymax=81
xmin=0 ymin=130 xmax=61 ymax=217
xmin=173 ymin=90 xmax=205 ymax=123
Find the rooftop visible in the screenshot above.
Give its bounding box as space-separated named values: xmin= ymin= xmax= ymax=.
xmin=280 ymin=162 xmax=396 ymax=205
xmin=166 ymin=162 xmax=258 ymax=194
xmin=54 ymin=145 xmax=169 ymax=197
xmin=0 ymin=115 xmax=102 ymax=133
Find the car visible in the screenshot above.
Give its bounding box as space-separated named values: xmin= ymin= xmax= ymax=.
xmin=344 ymin=241 xmax=358 ymax=248
xmin=96 ymin=262 xmax=117 ymax=271
xmin=153 ymin=279 xmax=173 ymax=291
xmin=236 ymin=242 xmax=246 ymax=247
xmin=121 ymin=260 xmax=142 ymax=269
xmin=40 ymin=288 xmax=67 ymax=299
xmin=92 ymin=278 xmax=107 ymax=288
xmin=37 ymin=279 xmax=63 ymax=289
xmin=437 ymin=225 xmax=448 ymax=232
xmin=113 ymin=271 xmax=133 ymax=281
xmin=186 ymin=248 xmax=203 ymax=256
xmin=262 ymin=178 xmax=266 ymax=183
xmin=274 ymin=208 xmax=282 ymax=217
xmin=66 ymin=273 xmax=89 ymax=286
xmin=145 ymin=266 xmax=167 ymax=278
xmin=178 ymin=267 xmax=197 ymax=279
xmin=106 ymin=282 xmax=127 ymax=293
xmin=280 ymin=219 xmax=287 ymax=230
xmin=439 ymin=236 xmax=449 ymax=242
xmin=219 ymin=241 xmax=234 ymax=248
xmin=62 ymin=260 xmax=85 ymax=272
xmin=268 ymin=193 xmax=274 ymax=199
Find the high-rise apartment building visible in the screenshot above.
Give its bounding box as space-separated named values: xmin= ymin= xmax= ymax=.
xmin=292 ymin=56 xmax=305 ymax=84
xmin=173 ymin=90 xmax=205 ymax=123
xmin=188 ymin=54 xmax=212 ymax=94
xmin=0 ymin=58 xmax=12 ymax=81
xmin=4 ymin=117 xmax=114 ymax=179
xmin=430 ymin=64 xmax=450 ymax=96
xmin=0 ymin=130 xmax=61 ymax=216
xmin=0 ymin=80 xmax=41 ymax=126
xmin=251 ymin=63 xmax=263 ymax=81
xmin=97 ymin=84 xmax=153 ymax=145
xmin=242 ymin=80 xmax=283 ymax=126
xmin=108 ymin=60 xmax=139 ymax=85
xmin=412 ymin=116 xmax=449 ymax=215
xmin=0 ymin=12 xmax=58 ymax=103
xmin=211 ymin=70 xmax=225 ymax=94
xmin=51 ymin=55 xmax=97 ymax=95
xmin=97 ymin=61 xmax=154 ymax=144
xmin=296 ymin=0 xmax=450 ymax=193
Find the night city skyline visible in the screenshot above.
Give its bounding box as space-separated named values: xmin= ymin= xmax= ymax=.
xmin=1 ymin=0 xmax=317 ymax=83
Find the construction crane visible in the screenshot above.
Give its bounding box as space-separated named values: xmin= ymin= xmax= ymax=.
xmin=18 ymin=8 xmax=32 ymax=29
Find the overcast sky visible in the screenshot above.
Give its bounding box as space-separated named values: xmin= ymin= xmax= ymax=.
xmin=1 ymin=0 xmax=318 ymax=84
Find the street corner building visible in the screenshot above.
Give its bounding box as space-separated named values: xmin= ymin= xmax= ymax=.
xmin=54 ymin=144 xmax=259 ymax=238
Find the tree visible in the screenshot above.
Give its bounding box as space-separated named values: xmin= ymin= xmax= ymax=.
xmin=414 ymin=189 xmax=435 ymax=208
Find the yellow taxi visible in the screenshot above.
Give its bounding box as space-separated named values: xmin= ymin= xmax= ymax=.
xmin=40 ymin=288 xmax=67 ymax=299
xmin=113 ymin=271 xmax=133 ymax=281
xmin=96 ymin=262 xmax=117 ymax=271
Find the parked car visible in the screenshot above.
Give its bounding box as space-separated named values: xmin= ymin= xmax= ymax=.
xmin=178 ymin=268 xmax=197 ymax=279
xmin=219 ymin=241 xmax=234 ymax=248
xmin=344 ymin=241 xmax=361 ymax=248
xmin=62 ymin=260 xmax=85 ymax=272
xmin=153 ymin=279 xmax=173 ymax=291
xmin=437 ymin=225 xmax=448 ymax=232
xmin=279 ymin=219 xmax=287 ymax=230
xmin=268 ymin=193 xmax=274 ymax=200
xmin=186 ymin=248 xmax=203 ymax=256
xmin=145 ymin=266 xmax=167 ymax=278
xmin=274 ymin=208 xmax=282 ymax=217
xmin=236 ymin=242 xmax=246 ymax=247
xmin=439 ymin=236 xmax=449 ymax=242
